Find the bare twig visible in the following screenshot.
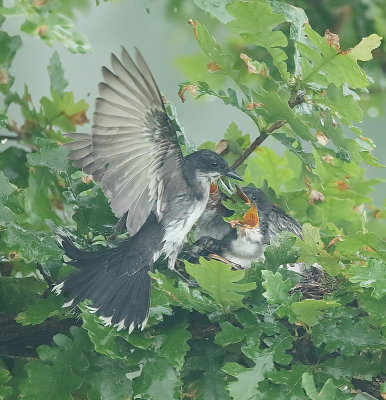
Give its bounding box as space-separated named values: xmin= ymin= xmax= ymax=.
xmin=36 ymin=263 xmax=54 ymax=289
xmin=231 ymin=120 xmax=285 ymax=169
xmin=231 ymin=91 xmax=305 ymax=170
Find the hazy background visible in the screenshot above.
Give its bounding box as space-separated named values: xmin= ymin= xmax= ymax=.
xmin=4 ymin=0 xmax=385 ymax=203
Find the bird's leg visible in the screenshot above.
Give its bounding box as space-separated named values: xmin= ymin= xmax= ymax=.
xmin=171 ymin=268 xmax=199 ymax=288
xmin=180 ymin=236 xmax=225 ymax=263
xmin=208 ymin=253 xmax=243 ymax=270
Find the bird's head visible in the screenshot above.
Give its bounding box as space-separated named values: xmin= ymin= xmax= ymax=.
xmin=186 ymin=149 xmax=242 ymax=181
xmin=239 ymin=186 xmax=272 ymax=212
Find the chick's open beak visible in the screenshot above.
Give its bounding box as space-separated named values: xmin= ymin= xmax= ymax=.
xmin=225 ymin=169 xmax=243 ymax=181
xmin=242 ymin=204 xmax=259 ymax=227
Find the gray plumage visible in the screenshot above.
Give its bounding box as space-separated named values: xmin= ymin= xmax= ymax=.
xmin=55 ymin=47 xmax=241 ymax=331
xmin=190 ymin=186 xmax=302 ymax=268
xmin=67 ymin=47 xmax=183 ymax=237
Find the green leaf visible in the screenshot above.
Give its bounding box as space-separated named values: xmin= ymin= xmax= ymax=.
xmin=20 ymin=327 xmax=90 ymax=399
xmin=263 ymin=233 xmax=299 ymax=271
xmin=317 ymin=84 xmax=363 ymax=122
xmin=337 ymin=233 xmax=386 ymax=262
xmin=86 ymin=357 xmax=133 ymax=400
xmin=302 ymin=372 xmax=337 ymax=400
xmin=244 ymin=147 xmax=294 ymax=193
xmin=251 ymin=87 xmax=314 ymax=141
xmin=312 ymin=311 xmax=385 ymax=356
xmin=227 ymin=0 xmax=289 ymax=80
xmin=214 ymin=321 xmax=246 ymax=347
xmin=26 ymin=137 xmax=70 ymax=172
xmin=133 ymin=357 xmax=180 ymax=400
xmin=273 ymin=132 xmax=316 ymax=169
xmin=69 ymin=185 xmax=117 ymax=234
xmin=185 ymin=341 xmax=231 ymax=400
xmin=0 ymin=114 xmax=7 ymax=127
xmin=0 ymin=276 xmax=46 ymax=314
xmin=150 ymin=270 xmax=218 ymax=314
xmin=194 ymin=22 xmax=234 ymax=74
xmin=261 ymin=270 xmax=292 ymax=304
xmin=193 ymin=364 xmax=231 ymax=400
xmin=263 ymin=332 xmax=293 ymax=365
xmin=260 ymin=269 xmax=300 ymax=322
xmin=291 ymin=299 xmax=340 ymax=326
xmin=299 ymin=25 xmax=380 ymax=88
xmin=222 ymin=333 xmax=275 ymax=400
xmin=185 ymin=258 xmax=256 ymax=308
xmin=0 ymin=30 xmax=22 ymax=69
xmin=40 ymin=90 xmax=88 ymax=131
xmin=267 ymin=0 xmax=308 ymax=75
xmin=295 ymin=224 xmax=342 ymax=276
xmin=20 ymin=326 xmax=133 ymax=400
xmin=3 ymin=222 xmax=63 ymax=264
xmin=0 ymin=170 xmax=17 ymax=223
xmin=80 ymin=303 xmax=152 ymax=359
xmin=380 ymin=383 xmax=386 ymax=399
xmin=0 ymin=368 xmax=13 ymax=400
xmin=16 ymin=294 xmax=64 ymax=326
xmin=347 ymin=259 xmax=386 ymax=299
xmin=357 ymin=289 xmax=386 ymax=327
xmin=157 ymin=319 xmax=191 ymax=370
xmin=19 ymin=9 xmax=91 ymax=53
xmin=320 ymin=354 xmax=385 ymax=383
xmin=193 ymin=0 xmax=232 ymax=24
xmin=348 ymin=34 xmax=383 ymax=61
xmin=47 ymin=51 xmax=68 ymax=95
xmin=266 ymin=364 xmax=310 ymax=399
xmin=222 ymin=193 xmax=250 ymax=223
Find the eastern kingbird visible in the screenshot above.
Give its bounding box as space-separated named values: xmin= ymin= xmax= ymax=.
xmin=53 ymin=47 xmax=242 ymax=332
xmin=187 ymin=185 xmax=302 ymax=268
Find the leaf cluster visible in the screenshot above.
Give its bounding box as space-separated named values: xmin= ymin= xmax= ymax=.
xmin=0 ymin=1 xmax=385 ymax=400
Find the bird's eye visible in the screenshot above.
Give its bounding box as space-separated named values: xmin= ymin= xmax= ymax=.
xmin=212 ymin=161 xmax=218 ymax=167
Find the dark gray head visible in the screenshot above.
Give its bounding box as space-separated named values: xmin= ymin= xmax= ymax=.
xmin=241 ymin=186 xmax=273 ymax=212
xmin=185 ymin=149 xmax=242 ymax=181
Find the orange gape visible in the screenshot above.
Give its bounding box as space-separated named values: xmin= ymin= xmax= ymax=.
xmin=210 ymin=182 xmax=218 ymax=194
xmin=241 ymin=204 xmax=259 ymax=228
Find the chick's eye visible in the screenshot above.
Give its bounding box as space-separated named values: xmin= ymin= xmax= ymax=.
xmin=212 ymin=161 xmax=218 ymax=167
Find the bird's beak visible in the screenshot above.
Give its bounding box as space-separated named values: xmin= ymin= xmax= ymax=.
xmin=225 ymin=169 xmax=243 ymax=181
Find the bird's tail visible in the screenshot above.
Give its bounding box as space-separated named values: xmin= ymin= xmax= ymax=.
xmin=54 ymin=236 xmax=151 ymax=332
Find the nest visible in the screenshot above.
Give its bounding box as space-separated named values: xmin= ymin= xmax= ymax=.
xmin=289 ymin=266 xmax=339 ymax=300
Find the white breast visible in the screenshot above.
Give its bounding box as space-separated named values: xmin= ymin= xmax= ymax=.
xmin=223 ymin=227 xmax=265 ymax=268
xmin=161 ymin=198 xmax=208 ymax=268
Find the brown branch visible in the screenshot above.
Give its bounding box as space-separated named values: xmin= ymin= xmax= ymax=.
xmin=0 ymin=314 xmax=78 ymax=358
xmin=231 ymin=91 xmax=305 ymax=170
xmin=231 ymin=120 xmax=285 ymax=169
xmin=36 ymin=263 xmax=54 ymax=289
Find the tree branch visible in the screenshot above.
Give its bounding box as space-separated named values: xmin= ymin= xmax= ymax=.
xmin=231 ymin=120 xmax=285 ymax=169
xmin=231 ymin=91 xmax=305 ymax=170
xmin=0 ymin=314 xmax=78 ymax=358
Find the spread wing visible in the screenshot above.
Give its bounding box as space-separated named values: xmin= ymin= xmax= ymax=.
xmin=65 ymin=47 xmax=184 ymax=236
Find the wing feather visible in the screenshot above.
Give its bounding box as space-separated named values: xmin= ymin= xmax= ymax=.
xmin=65 ymin=47 xmax=183 ymax=235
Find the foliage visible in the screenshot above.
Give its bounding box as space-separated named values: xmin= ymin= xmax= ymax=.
xmin=0 ymin=1 xmax=385 ymax=400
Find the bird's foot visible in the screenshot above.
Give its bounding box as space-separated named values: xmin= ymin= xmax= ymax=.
xmin=208 ymin=253 xmax=243 ymax=270
xmin=172 ymin=269 xmax=199 ymax=288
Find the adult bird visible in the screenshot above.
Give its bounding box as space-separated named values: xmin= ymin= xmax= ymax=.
xmin=53 ymin=47 xmax=242 ymax=332
xmin=187 ymin=185 xmax=302 ymax=268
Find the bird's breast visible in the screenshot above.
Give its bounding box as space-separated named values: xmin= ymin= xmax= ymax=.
xmin=223 ymin=227 xmax=265 ymax=268
xmin=161 ymin=184 xmax=210 ymax=266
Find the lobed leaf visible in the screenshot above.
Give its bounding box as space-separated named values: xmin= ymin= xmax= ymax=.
xmin=227 ymin=0 xmax=289 ymax=80
xmin=347 ymin=259 xmax=386 ymax=299
xmin=291 ymin=299 xmax=340 ymax=326
xmin=185 ymin=258 xmax=256 ymax=308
